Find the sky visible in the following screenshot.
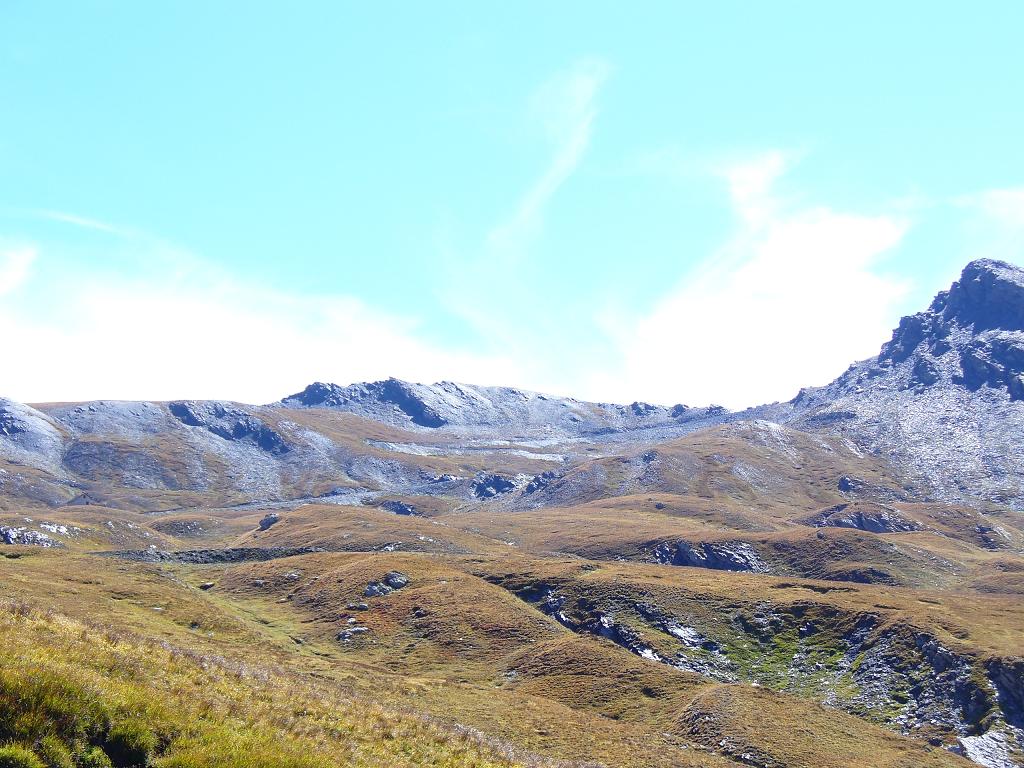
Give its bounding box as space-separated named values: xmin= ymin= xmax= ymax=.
xmin=2 ymin=2 xmax=1023 ymax=409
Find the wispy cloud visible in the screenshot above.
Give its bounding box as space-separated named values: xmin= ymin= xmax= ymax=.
xmin=36 ymin=209 xmax=130 ymax=236
xmin=485 ymin=58 xmax=610 ymax=264
xmin=438 ymin=58 xmax=611 ymax=372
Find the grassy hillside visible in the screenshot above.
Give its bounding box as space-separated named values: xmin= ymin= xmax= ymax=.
xmin=0 ymin=600 xmax=529 ymax=768
xmin=0 ymin=547 xmax=988 ymax=768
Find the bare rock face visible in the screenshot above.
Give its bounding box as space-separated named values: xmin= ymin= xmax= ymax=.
xmin=280 ymin=379 xmax=448 ymax=427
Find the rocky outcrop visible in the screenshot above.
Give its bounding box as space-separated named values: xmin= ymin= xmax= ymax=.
xmin=169 ymin=401 xmax=290 ymax=455
xmin=987 ymin=658 xmax=1024 ymax=729
xmin=512 ymin=577 xmax=1024 ymax=766
xmin=876 ymin=260 xmax=1024 ymax=401
xmin=380 ymin=500 xmax=419 ymax=516
xmin=654 ymin=540 xmax=770 ymax=573
xmin=471 ymin=473 xmax=517 ymax=499
xmin=803 ymin=503 xmax=922 ymax=534
xmin=281 ymin=379 xmax=447 ymax=427
xmin=0 ymin=525 xmax=63 ymax=547
xmin=363 ymin=571 xmax=409 ymax=597
xmin=257 ymin=513 xmax=279 ymax=531
xmin=523 ymin=471 xmax=556 ymax=495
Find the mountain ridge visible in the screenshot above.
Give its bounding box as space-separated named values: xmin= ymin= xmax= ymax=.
xmin=3 ymin=258 xmax=1024 ymax=511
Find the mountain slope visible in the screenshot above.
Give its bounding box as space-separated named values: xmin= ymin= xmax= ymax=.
xmin=785 ymin=259 xmax=1024 ymax=508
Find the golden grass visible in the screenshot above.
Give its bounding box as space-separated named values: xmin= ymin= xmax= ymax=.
xmin=0 ymin=600 xmax=537 ymax=768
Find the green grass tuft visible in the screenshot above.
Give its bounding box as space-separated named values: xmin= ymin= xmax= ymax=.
xmin=0 ymin=745 xmax=45 ymax=768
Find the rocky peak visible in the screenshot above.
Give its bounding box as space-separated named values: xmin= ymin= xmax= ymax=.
xmin=875 ymin=259 xmax=1024 ymax=399
xmin=942 ymin=258 xmax=1024 ymax=332
xmin=371 ymin=379 xmax=446 ymax=427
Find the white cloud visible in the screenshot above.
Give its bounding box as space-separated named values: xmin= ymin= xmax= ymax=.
xmin=0 ymin=245 xmax=35 ymax=295
xmin=0 ymin=242 xmax=522 ymax=404
xmin=583 ymin=154 xmax=911 ymax=409
xmin=2 ymin=61 xmax=614 ymax=406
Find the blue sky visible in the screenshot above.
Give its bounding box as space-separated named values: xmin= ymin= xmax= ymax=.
xmin=2 ymin=1 xmax=1023 ymax=407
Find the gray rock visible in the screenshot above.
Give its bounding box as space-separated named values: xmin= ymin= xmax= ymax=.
xmin=363 ymin=581 xmax=391 ymax=597
xmin=364 ymin=571 xmax=409 ymax=597
xmin=471 ymin=473 xmax=516 ymax=499
xmin=336 ymin=626 xmax=369 ymax=642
